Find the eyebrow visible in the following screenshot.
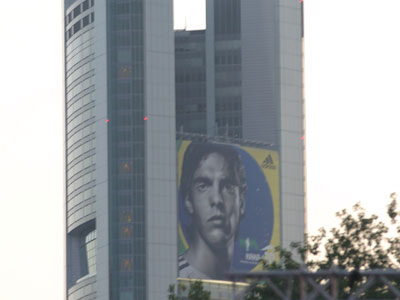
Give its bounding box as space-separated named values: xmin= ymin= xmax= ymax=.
xmin=192 ymin=176 xmax=212 ymax=185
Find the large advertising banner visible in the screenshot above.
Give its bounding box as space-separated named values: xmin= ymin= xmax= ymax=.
xmin=177 ymin=140 xmax=280 ymax=280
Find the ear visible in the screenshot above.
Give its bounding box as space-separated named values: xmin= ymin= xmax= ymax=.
xmin=184 ymin=196 xmax=194 ymax=214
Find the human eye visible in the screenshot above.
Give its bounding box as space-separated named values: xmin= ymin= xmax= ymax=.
xmin=222 ymin=181 xmax=237 ymax=194
xmin=194 ymin=179 xmax=210 ymax=193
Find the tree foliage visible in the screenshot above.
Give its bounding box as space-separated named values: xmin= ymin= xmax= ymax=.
xmin=168 ymin=280 xmax=211 ymax=300
xmin=245 ymin=194 xmax=400 ymax=299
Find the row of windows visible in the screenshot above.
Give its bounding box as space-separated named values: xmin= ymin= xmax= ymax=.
xmin=67 ymin=123 xmax=95 ymax=149
xmin=115 ymin=159 xmax=144 ymax=174
xmin=68 ymin=166 xmax=95 ymax=188
xmin=215 ymin=51 xmax=241 ymax=65
xmin=176 ymin=85 xmax=206 ymax=98
xmin=113 ymin=114 xmax=145 ymax=127
xmin=115 ymin=31 xmax=143 ymax=47
xmin=66 ymin=44 xmax=93 ymax=73
xmin=176 ymin=57 xmax=204 ymax=68
xmin=66 ymin=0 xmax=94 ymax=25
xmin=176 ymin=119 xmax=206 ymax=135
xmin=176 ymin=103 xmax=206 ymax=114
xmin=67 ymin=195 xmax=95 ymax=218
xmin=216 ymin=101 xmax=241 ymax=112
xmin=68 ymin=281 xmax=95 ymax=300
xmin=114 ymin=96 xmax=144 ymax=110
xmin=67 ymin=139 xmax=95 ymax=166
xmin=68 ymin=155 xmax=95 ymax=181
xmin=117 ymin=176 xmax=144 ymax=190
xmin=68 ymin=180 xmax=95 ymax=202
xmin=68 ymin=187 xmax=95 ymax=211
xmin=119 ymin=157 xmax=144 ymax=173
xmin=117 ymin=64 xmax=144 ymax=79
xmin=116 ymin=145 xmax=144 ymax=159
xmin=116 ymin=15 xmax=143 ymax=31
xmin=175 ymin=72 xmax=205 ymax=83
xmin=67 ymin=12 xmax=95 ymax=42
xmin=68 ymin=202 xmax=95 ymax=226
xmin=67 ymin=75 xmax=94 ymax=101
xmin=68 ymin=171 xmax=95 ymax=196
xmin=67 ymin=61 xmax=93 ymax=88
xmin=111 ymin=236 xmax=145 ymax=253
xmin=118 ymin=223 xmax=147 ymax=239
xmin=67 ymin=109 xmax=95 ymax=137
xmin=67 ymin=104 xmax=94 ymax=132
xmin=114 ymin=2 xmax=142 ymax=14
xmin=216 ymin=127 xmax=242 ymax=138
xmin=67 ymin=93 xmax=94 ymax=119
xmin=215 ymin=85 xmax=241 ymax=98
xmin=215 ymin=116 xmax=242 ymax=127
xmin=116 ymin=47 xmax=144 ymax=64
xmin=118 ymin=257 xmax=145 ymax=275
xmin=115 ymin=129 xmax=144 ymax=143
xmin=216 ymin=73 xmax=241 ymax=87
xmin=66 ymin=29 xmax=93 ymax=57
xmin=118 ymin=208 xmax=145 ymax=224
xmin=115 ymin=79 xmax=143 ymax=95
xmin=175 ymin=42 xmax=205 ymax=54
xmin=117 ymin=192 xmax=145 ymax=205
xmin=68 ymin=165 xmax=95 ymax=190
xmin=214 ymin=0 xmax=241 ymax=36
xmin=118 ymin=274 xmax=146 ymax=290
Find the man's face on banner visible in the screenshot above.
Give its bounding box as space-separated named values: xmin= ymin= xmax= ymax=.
xmin=185 ymin=152 xmax=245 ymax=250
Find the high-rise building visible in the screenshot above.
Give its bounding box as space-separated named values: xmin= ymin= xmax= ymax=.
xmin=65 ymin=0 xmax=304 ymax=299
xmin=64 ymin=0 xmax=176 ymax=299
xmin=176 ymin=0 xmax=305 ymax=253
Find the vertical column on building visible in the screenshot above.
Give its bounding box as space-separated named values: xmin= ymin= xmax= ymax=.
xmin=144 ymin=0 xmax=177 ymax=299
xmin=205 ymin=0 xmax=216 ymax=137
xmin=277 ymin=0 xmax=305 ymax=251
xmin=93 ymin=0 xmax=109 ymax=298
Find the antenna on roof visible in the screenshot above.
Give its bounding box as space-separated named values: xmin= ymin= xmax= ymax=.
xmin=184 ymin=16 xmax=187 ymax=31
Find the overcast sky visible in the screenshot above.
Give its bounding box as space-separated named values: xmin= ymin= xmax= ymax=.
xmin=1 ymin=0 xmax=400 ymax=299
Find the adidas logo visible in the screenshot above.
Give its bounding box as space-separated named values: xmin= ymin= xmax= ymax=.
xmin=262 ymin=154 xmax=276 ymax=169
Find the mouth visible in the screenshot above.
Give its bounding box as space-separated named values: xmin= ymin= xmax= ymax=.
xmin=208 ymin=215 xmax=225 ymax=225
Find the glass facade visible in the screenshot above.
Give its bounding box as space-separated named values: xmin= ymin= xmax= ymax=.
xmin=175 ymin=30 xmax=207 ymax=134
xmin=65 ymin=0 xmax=96 ymax=234
xmin=66 ymin=0 xmax=177 ymax=299
xmin=175 ymin=0 xmax=242 ymax=138
xmin=214 ymin=0 xmax=242 ymax=138
xmin=65 ymin=1 xmax=97 ymax=300
xmin=107 ymin=0 xmax=146 ymax=299
xmin=80 ymin=229 xmax=97 ymax=277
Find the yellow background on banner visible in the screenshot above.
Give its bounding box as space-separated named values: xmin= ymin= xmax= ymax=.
xmin=241 ymin=145 xmax=280 ymax=268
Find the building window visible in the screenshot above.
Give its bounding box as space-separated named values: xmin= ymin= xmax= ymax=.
xmin=83 ymin=0 xmax=89 ymax=11
xmin=73 ymin=21 xmax=81 ymax=35
xmin=83 ymin=15 xmax=90 ymax=27
xmin=79 ymin=229 xmax=96 ymax=277
xmin=73 ymin=5 xmax=81 ymax=18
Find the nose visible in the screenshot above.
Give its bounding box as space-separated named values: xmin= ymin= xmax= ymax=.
xmin=210 ymin=184 xmax=223 ymax=207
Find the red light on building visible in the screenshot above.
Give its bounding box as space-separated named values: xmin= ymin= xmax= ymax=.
xmin=144 ymin=116 xmax=148 ymax=121
xmin=106 ymin=119 xmax=110 ymax=123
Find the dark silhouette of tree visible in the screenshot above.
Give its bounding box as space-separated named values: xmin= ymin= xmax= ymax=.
xmin=245 ymin=194 xmax=400 ymax=299
xmin=168 ymin=280 xmax=210 ymax=300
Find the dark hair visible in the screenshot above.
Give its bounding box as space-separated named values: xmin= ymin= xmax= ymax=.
xmin=180 ymin=142 xmax=247 ymax=204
